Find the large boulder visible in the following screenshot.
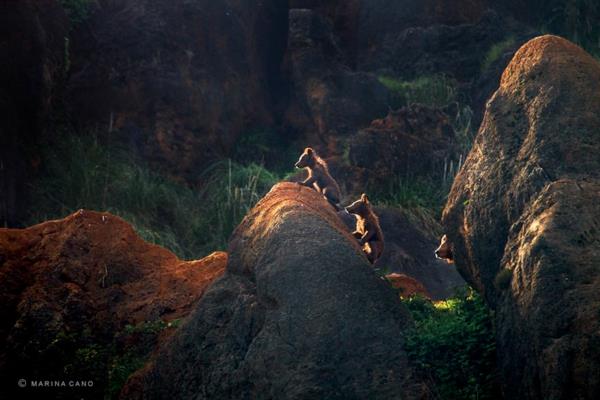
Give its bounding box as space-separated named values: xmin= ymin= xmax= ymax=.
xmin=0 ymin=210 xmax=226 ymax=399
xmin=442 ymin=35 xmax=600 ymax=399
xmin=124 ymin=182 xmax=429 ymax=399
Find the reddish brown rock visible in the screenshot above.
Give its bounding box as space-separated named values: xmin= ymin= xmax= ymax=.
xmin=442 ymin=35 xmax=600 ymax=399
xmin=386 ymin=273 xmax=431 ymax=298
xmin=0 ymin=210 xmax=226 ymax=399
xmin=348 ymin=104 xmax=459 ymax=185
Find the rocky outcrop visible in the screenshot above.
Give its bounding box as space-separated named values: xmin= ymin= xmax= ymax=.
xmin=348 ymin=105 xmax=459 ymax=185
xmin=0 ymin=210 xmax=226 ymax=399
xmin=442 ymin=35 xmax=600 ymax=399
xmin=285 ymin=8 xmax=389 ymax=143
xmin=376 ymin=207 xmax=465 ymax=300
xmin=124 ymin=182 xmax=429 ymax=399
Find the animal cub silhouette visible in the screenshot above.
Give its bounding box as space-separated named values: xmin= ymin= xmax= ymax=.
xmin=295 ymin=147 xmax=341 ymax=209
xmin=434 ymin=234 xmax=454 ymax=263
xmin=345 ymin=194 xmax=384 ymax=264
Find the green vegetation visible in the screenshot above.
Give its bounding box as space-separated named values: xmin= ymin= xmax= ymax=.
xmin=123 ymin=319 xmax=181 ymax=336
xmin=369 ymin=176 xmax=450 ymax=216
xmin=60 ymin=0 xmax=93 ymax=25
xmin=232 ymin=129 xmax=299 ymax=172
xmin=107 ymin=318 xmax=180 ymax=398
xmin=481 ymin=36 xmax=516 ymax=72
xmin=452 ymin=104 xmax=475 ymax=155
xmin=403 ymin=289 xmax=500 ymax=400
xmin=28 ymin=134 xmax=280 ymax=259
xmin=378 ymin=74 xmax=458 ymax=109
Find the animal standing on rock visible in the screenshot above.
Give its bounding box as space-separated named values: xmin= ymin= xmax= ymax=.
xmin=345 ymin=194 xmax=384 ymax=264
xmin=295 ymin=147 xmax=342 ymax=209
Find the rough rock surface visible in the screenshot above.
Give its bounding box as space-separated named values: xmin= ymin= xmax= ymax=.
xmin=362 ymin=10 xmax=529 ymax=80
xmin=386 ymin=273 xmax=430 ymax=298
xmin=442 ymin=35 xmax=600 ymax=399
xmin=376 ymin=207 xmax=465 ymax=300
xmin=125 ymin=182 xmax=429 ymax=399
xmin=66 ymin=0 xmax=288 ymax=179
xmin=285 ymin=8 xmax=389 ymax=142
xmin=348 ymin=105 xmax=458 ymax=184
xmin=0 ymin=211 xmax=226 ymax=398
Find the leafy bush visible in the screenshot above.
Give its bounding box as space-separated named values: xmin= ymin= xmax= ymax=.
xmin=403 ymin=289 xmax=500 ymax=400
xmin=28 ymin=134 xmax=279 ymax=259
xmin=481 ymin=36 xmax=517 ymax=72
xmin=378 ymin=74 xmax=458 ymax=109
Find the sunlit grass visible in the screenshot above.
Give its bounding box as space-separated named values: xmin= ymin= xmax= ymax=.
xmin=481 ymin=36 xmax=516 ymax=72
xmin=28 ymin=134 xmax=280 ymax=259
xmin=378 ymin=74 xmax=458 ymax=108
xmin=403 ymin=288 xmax=500 ymax=400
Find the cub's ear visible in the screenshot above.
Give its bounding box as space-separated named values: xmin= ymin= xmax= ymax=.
xmin=361 ymin=193 xmax=369 ymax=202
xmin=305 ymin=147 xmax=314 ymax=154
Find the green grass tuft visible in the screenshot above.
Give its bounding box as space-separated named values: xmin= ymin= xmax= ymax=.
xmin=28 ymin=134 xmax=280 ymax=259
xmin=378 ymin=74 xmax=458 ymax=109
xmin=367 ymin=175 xmax=450 ymax=218
xmin=403 ymin=289 xmax=500 ymax=400
xmin=481 ymin=36 xmax=517 ymax=73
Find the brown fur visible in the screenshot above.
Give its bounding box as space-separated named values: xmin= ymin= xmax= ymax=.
xmin=295 ymin=147 xmax=342 ymax=208
xmin=434 ymin=234 xmax=454 ymax=263
xmin=345 ymin=194 xmax=384 ymax=264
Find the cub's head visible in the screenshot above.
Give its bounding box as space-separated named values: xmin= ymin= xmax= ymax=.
xmin=295 ymin=147 xmax=316 ymax=169
xmin=434 ymin=234 xmax=454 ymax=264
xmin=345 ymin=193 xmax=371 ymax=216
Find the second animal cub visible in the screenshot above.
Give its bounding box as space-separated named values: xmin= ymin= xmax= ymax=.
xmin=345 ymin=193 xmax=384 ymax=264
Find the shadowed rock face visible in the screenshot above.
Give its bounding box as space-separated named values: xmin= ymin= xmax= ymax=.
xmin=0 ymin=0 xmax=67 ymax=226
xmin=66 ymin=0 xmax=289 ymax=179
xmin=0 ymin=211 xmax=226 ymax=399
xmin=124 ymin=182 xmax=429 ymax=399
xmin=348 ymin=105 xmax=458 ymax=184
xmin=375 ymin=207 xmax=465 ymax=300
xmin=442 ymin=35 xmax=600 ymax=399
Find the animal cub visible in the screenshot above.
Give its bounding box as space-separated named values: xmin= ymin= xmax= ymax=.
xmin=434 ymin=234 xmax=454 ymax=263
xmin=295 ymin=147 xmax=342 ymax=209
xmin=345 ymin=194 xmax=384 ymax=264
